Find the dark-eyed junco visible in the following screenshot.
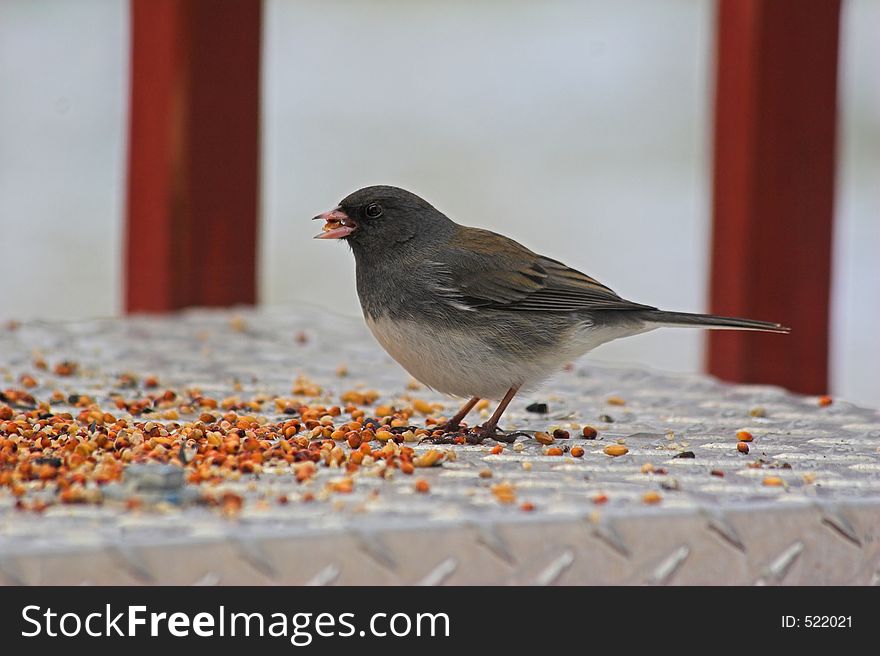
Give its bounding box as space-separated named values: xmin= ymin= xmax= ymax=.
xmin=314 ymin=186 xmax=789 ymax=442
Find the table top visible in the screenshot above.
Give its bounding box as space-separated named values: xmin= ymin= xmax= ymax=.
xmin=1 ymin=308 xmax=878 ymax=584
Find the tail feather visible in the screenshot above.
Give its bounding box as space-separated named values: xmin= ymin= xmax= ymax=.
xmin=642 ymin=310 xmax=790 ymax=334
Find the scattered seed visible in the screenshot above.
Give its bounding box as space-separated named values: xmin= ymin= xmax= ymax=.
xmin=491 ymin=482 xmax=516 ymax=504
xmin=570 ymin=446 xmax=585 ymax=458
xmin=818 ymin=395 xmax=832 ymax=407
xmin=525 ymin=402 xmax=548 ymax=414
xmin=534 ymin=431 xmax=554 ymax=445
xmin=414 ymin=479 xmax=430 ymax=494
xmin=642 ymin=491 xmax=662 ymax=504
xmin=582 ymin=426 xmax=598 ymax=439
xmin=737 ymin=441 xmax=750 ymax=454
xmin=763 ymin=476 xmax=784 ymax=487
xmin=603 ymin=445 xmax=628 ymax=457
xmin=607 ymin=396 xmax=626 ymax=406
xmin=736 ymin=430 xmax=753 ymax=442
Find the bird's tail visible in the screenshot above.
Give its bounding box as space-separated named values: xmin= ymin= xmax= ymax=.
xmin=642 ymin=310 xmax=790 ymax=334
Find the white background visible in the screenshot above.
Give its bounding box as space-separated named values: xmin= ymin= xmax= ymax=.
xmin=0 ymin=0 xmax=877 ymax=405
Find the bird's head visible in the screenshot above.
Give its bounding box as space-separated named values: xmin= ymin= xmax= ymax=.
xmin=313 ymin=185 xmax=452 ymax=252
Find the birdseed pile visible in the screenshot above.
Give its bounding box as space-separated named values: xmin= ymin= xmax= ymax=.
xmin=1 ymin=308 xmax=878 ymax=584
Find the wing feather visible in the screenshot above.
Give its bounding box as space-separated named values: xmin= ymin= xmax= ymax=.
xmin=444 ymin=229 xmax=655 ymax=314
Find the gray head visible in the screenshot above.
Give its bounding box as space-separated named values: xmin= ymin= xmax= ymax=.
xmin=313 ymin=185 xmax=454 ymax=253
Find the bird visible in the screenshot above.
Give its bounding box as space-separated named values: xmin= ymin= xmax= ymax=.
xmin=314 ymin=185 xmax=789 ymax=442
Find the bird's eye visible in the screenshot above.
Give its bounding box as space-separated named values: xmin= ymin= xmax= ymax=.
xmin=364 ymin=203 xmax=383 ymax=219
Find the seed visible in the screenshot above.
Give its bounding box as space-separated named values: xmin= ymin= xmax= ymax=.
xmin=642 ymin=491 xmax=662 ymax=504
xmin=534 ymin=432 xmax=554 ymax=445
xmin=413 ymin=399 xmax=434 ymax=415
xmin=490 ymin=445 xmax=503 ymax=455
xmin=479 ymin=468 xmax=493 ymax=478
xmin=544 ymin=447 xmax=563 ymax=456
xmin=375 ymin=429 xmax=394 ymax=442
xmin=414 ymin=479 xmax=430 ymax=494
xmin=413 ymin=449 xmax=443 ymax=468
xmin=570 ymin=446 xmax=584 ymax=458
xmin=737 ymin=441 xmax=750 ymax=454
xmin=522 ymin=462 xmax=532 ymax=471
xmin=604 ymin=445 xmax=628 ymax=457
xmin=749 ymin=406 xmax=766 ymax=417
xmin=592 ymin=493 xmax=608 ymax=505
xmin=763 ymin=476 xmax=784 ymax=487
xmin=641 ymin=463 xmax=654 ymax=473
xmin=818 ymin=395 xmax=832 ymax=407
xmin=607 ymin=395 xmax=626 ymax=406
xmin=552 ymin=428 xmax=570 ymax=440
xmin=491 ymin=482 xmax=516 ymax=504
xmin=513 ymin=442 xmax=524 ymax=453
xmin=736 ymin=430 xmax=753 ymax=442
xmin=53 ymin=361 xmax=78 ymax=376
xmin=520 ymin=502 xmax=535 ymax=512
xmin=346 ymin=432 xmax=362 ymax=449
xmin=710 ymin=469 xmax=724 ymax=477
xmin=400 ymin=461 xmax=414 ymax=475
xmin=582 ymin=426 xmax=598 ymax=439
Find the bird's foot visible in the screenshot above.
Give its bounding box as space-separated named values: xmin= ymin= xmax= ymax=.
xmin=468 ymin=424 xmax=517 ymax=444
xmin=431 ymin=420 xmax=465 ymax=434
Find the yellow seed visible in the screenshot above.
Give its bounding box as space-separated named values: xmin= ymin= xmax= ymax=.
xmin=534 ymin=431 xmax=554 ymax=445
xmin=642 ymin=491 xmax=662 ymax=504
xmin=763 ymin=476 xmax=784 ymax=487
xmin=375 ymin=429 xmax=394 ymax=442
xmin=604 ymin=445 xmax=629 ymax=457
xmin=413 ymin=449 xmax=443 ymax=468
xmin=491 ymin=482 xmax=516 ymax=504
xmin=413 ymin=399 xmax=434 ymax=415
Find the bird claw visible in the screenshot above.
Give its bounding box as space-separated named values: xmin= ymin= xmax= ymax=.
xmin=431 ymin=421 xmax=464 ymax=434
xmin=469 ymin=426 xmax=518 ymax=444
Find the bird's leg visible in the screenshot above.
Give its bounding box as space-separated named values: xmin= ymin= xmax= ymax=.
xmin=434 ymin=396 xmax=480 ymax=433
xmin=471 ymin=386 xmax=520 ymax=443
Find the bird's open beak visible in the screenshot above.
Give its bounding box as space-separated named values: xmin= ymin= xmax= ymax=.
xmin=313 ymin=207 xmax=357 ymax=239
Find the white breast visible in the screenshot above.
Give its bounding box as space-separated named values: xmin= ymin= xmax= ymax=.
xmin=364 ymin=315 xmax=648 ymax=400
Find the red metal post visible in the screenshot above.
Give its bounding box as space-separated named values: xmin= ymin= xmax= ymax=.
xmin=708 ymin=0 xmax=840 ymax=394
xmin=125 ymin=0 xmax=261 ymax=312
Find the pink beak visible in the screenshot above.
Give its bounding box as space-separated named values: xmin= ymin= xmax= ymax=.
xmin=313 ymin=207 xmax=357 ymax=239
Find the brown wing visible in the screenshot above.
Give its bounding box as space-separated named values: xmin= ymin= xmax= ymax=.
xmin=445 ymin=228 xmax=656 ymax=313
